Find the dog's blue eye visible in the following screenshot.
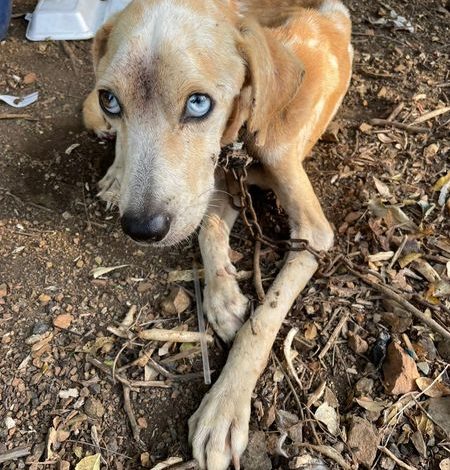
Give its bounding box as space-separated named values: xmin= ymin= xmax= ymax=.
xmin=99 ymin=90 xmax=121 ymax=116
xmin=185 ymin=94 xmax=212 ymax=118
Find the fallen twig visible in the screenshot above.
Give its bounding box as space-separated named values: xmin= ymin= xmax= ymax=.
xmin=138 ymin=328 xmax=213 ymax=343
xmin=193 ymin=263 xmax=212 ymax=385
xmin=87 ymin=356 xmax=168 ymax=389
xmin=369 ymin=118 xmax=428 ymax=134
xmin=346 ymin=263 xmax=450 ymax=341
xmin=0 ymin=447 xmax=30 ymax=464
xmin=413 ymin=106 xmax=450 ymax=124
xmin=253 ymin=240 xmax=265 ymax=302
xmin=0 ymin=114 xmax=37 ymax=121
xmin=378 ymin=446 xmax=417 ymax=470
xmin=318 ymin=310 xmax=351 ymax=360
xmin=123 ymin=384 xmax=144 ymax=447
xmin=297 ymin=443 xmax=352 ymax=469
xmin=386 ymin=102 xmax=404 ymax=121
xmin=165 ymin=460 xmax=199 ymax=470
xmin=283 ymin=328 xmax=302 ymax=388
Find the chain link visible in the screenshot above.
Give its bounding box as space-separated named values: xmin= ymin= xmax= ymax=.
xmin=218 ymin=145 xmax=332 ymax=269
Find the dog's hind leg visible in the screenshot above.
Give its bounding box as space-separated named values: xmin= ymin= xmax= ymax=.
xmin=199 ymin=175 xmax=249 ymax=343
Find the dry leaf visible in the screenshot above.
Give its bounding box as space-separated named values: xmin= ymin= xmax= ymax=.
xmin=75 ymin=454 xmax=101 ymax=470
xmin=414 ymin=412 xmax=435 ymax=438
xmin=411 ymin=429 xmax=427 ymax=457
xmin=433 ymin=172 xmax=450 ymax=191
xmin=304 ymin=323 xmax=318 ymax=340
xmin=399 ymin=252 xmax=422 ymax=268
xmin=373 ymin=177 xmax=391 ymax=198
xmin=314 ymin=403 xmax=339 ymax=436
xmin=355 ymin=396 xmax=388 ymax=413
xmin=91 ymin=264 xmax=129 ymax=279
xmin=416 ymin=377 xmax=450 ymax=398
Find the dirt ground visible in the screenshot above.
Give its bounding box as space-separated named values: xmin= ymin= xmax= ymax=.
xmin=0 ymin=0 xmax=449 ymax=469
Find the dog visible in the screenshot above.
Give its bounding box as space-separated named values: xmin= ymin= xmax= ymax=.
xmin=83 ymin=0 xmax=352 ymax=468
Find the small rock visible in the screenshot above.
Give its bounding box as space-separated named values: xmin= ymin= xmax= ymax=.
xmin=140 ymin=452 xmax=151 ymax=468
xmin=137 ymin=282 xmax=152 ymax=293
xmin=348 ymin=332 xmax=369 ymax=354
xmin=355 ymin=377 xmax=374 ymax=396
xmin=0 ymin=284 xmax=7 ymax=298
xmin=382 ymin=342 xmax=420 ymax=395
xmin=38 ymin=293 xmax=51 ymax=304
xmin=417 ymin=362 xmax=430 ymax=375
xmin=161 ymin=287 xmax=191 ymax=316
xmin=137 ymin=417 xmax=148 ymax=429
xmin=381 ymin=311 xmax=412 ymax=333
xmin=347 ymin=417 xmax=380 ymax=467
xmin=438 ymin=340 xmax=450 ymax=362
xmin=23 ymin=72 xmax=37 ymax=84
xmin=58 ymin=388 xmax=79 ymax=399
xmin=240 ymin=431 xmax=272 ymax=470
xmin=59 ymin=461 xmax=70 ymax=470
xmin=84 ymin=397 xmax=105 ymax=419
xmin=53 ymin=314 xmax=74 ymax=329
xmin=5 ymin=416 xmax=16 ymax=430
xmin=32 ymin=322 xmax=51 ymax=335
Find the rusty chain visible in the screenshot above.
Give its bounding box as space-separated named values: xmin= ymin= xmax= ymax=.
xmin=218 ymin=145 xmax=335 ymax=272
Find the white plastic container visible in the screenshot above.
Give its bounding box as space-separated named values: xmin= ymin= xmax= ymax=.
xmin=26 ymin=0 xmax=132 ymax=41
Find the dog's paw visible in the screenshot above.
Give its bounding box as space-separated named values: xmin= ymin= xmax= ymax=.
xmin=189 ymin=380 xmax=251 ymax=470
xmin=97 ymin=165 xmax=121 ymax=206
xmin=94 ymin=127 xmax=116 ymax=141
xmin=203 ymin=275 xmax=248 ymax=343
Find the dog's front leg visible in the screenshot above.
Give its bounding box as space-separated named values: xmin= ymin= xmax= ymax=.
xmin=200 ymin=176 xmax=249 ymax=343
xmin=189 ymin=157 xmax=333 ymax=470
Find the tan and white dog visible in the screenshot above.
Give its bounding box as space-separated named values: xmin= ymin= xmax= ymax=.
xmin=83 ymin=0 xmax=352 ymax=467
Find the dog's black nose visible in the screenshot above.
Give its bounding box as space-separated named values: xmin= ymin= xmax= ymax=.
xmin=121 ymin=212 xmax=171 ymax=243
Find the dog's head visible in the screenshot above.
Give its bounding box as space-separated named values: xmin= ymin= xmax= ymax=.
xmin=92 ymin=0 xmax=304 ymax=246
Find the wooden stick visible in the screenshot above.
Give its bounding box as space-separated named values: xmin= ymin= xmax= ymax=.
xmin=122 ymin=384 xmax=144 ymax=446
xmin=413 ymin=106 xmax=450 ymax=124
xmin=346 ymin=265 xmax=450 ymax=341
xmin=318 ymin=311 xmax=350 ymax=360
xmin=369 ymin=118 xmax=428 ymax=134
xmin=386 ymin=102 xmax=404 ymax=121
xmin=0 ymin=447 xmax=30 ymax=464
xmin=253 ymin=240 xmax=265 ymax=302
xmin=165 ymin=460 xmax=199 ymax=470
xmin=86 ymin=356 xmax=169 ymax=390
xmin=378 ymin=446 xmax=417 ymax=470
xmin=0 ymin=114 xmax=37 ymax=121
xmin=138 ymin=329 xmax=213 ymax=343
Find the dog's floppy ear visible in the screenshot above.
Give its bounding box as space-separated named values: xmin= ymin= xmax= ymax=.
xmin=237 ymin=19 xmax=305 ymax=147
xmin=92 ymin=15 xmax=118 ymax=72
